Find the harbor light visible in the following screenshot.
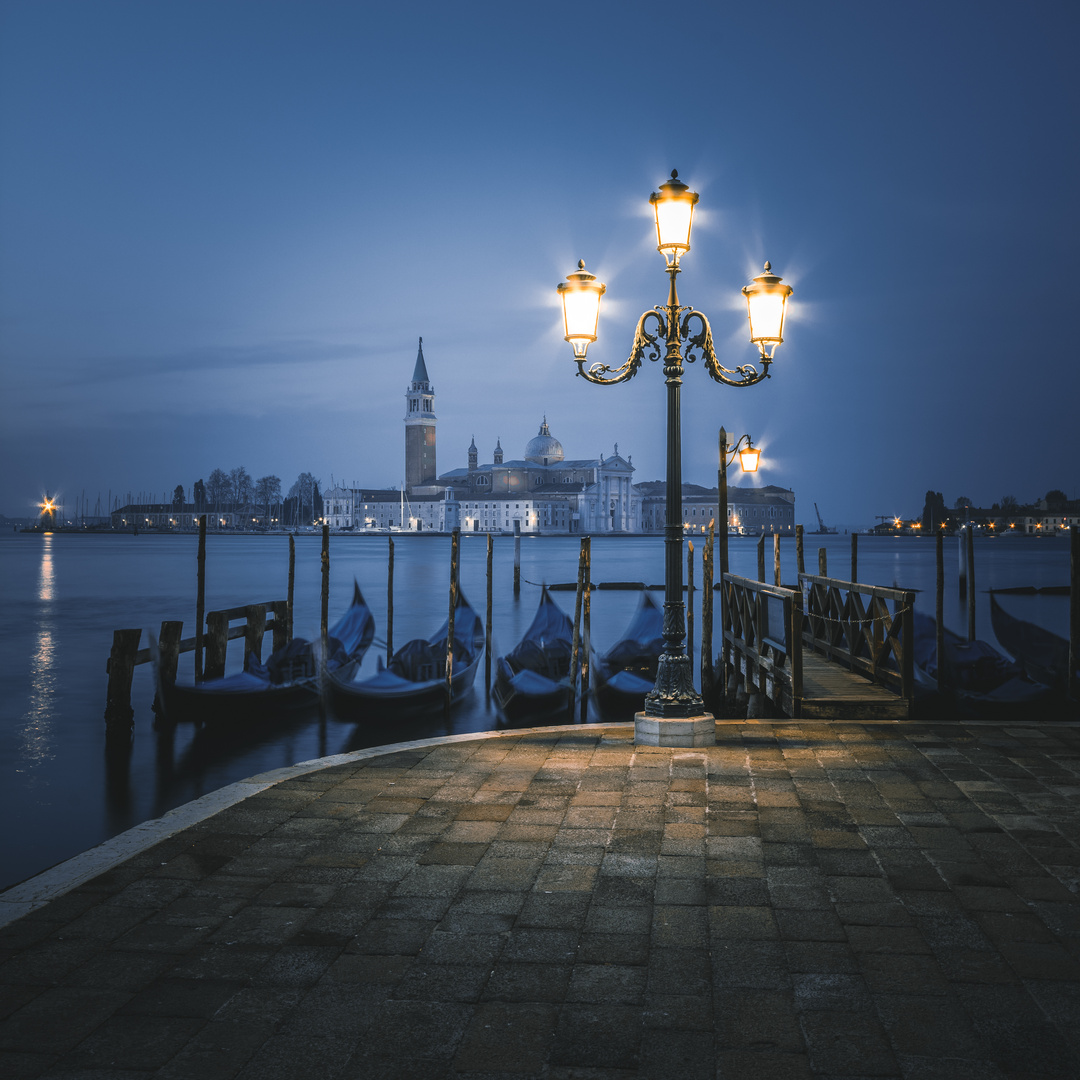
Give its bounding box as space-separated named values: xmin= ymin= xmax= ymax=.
xmin=558 ymin=261 xmax=606 ymax=359
xmin=743 ymin=262 xmax=793 ymax=361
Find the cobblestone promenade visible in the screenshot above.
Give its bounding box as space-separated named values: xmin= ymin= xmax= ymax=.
xmin=3 ymin=721 xmax=1080 ymax=1079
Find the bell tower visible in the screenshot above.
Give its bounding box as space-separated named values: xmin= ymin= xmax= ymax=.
xmin=404 ymin=337 xmax=436 ymax=491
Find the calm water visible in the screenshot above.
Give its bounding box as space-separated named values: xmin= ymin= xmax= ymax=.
xmin=0 ymin=529 xmax=1071 ymax=891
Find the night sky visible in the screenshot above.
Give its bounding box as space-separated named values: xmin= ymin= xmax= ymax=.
xmin=1 ymin=1 xmax=1076 ymax=527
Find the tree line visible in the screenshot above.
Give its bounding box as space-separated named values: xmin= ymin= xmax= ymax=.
xmin=920 ymin=489 xmax=1071 ymax=531
xmin=171 ymin=469 xmax=324 ymax=527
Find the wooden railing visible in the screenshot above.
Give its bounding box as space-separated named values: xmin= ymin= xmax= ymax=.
xmin=799 ymin=573 xmax=914 ymax=700
xmin=105 ymin=600 xmax=289 ymax=726
xmin=721 ymin=573 xmax=804 ymax=718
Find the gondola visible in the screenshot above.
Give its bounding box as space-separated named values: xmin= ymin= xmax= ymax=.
xmin=990 ymin=592 xmax=1073 ymax=690
xmin=328 ymin=588 xmax=484 ymax=717
xmin=158 ymin=581 xmax=376 ymax=724
xmin=594 ymin=590 xmax=664 ymax=718
xmin=912 ymin=610 xmax=1052 ymax=715
xmin=493 ymin=586 xmax=576 ymax=720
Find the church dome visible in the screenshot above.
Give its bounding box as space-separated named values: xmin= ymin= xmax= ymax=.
xmin=525 ymin=418 xmax=564 ymax=465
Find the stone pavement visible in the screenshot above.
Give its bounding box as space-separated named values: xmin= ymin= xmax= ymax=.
xmin=3 ymin=720 xmax=1080 ymax=1080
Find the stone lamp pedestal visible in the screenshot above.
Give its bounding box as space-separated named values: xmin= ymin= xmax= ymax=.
xmin=635 ymin=713 xmax=716 ymax=748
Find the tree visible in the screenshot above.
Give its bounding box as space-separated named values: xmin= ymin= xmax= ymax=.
xmin=954 ymin=496 xmax=973 ymax=509
xmin=921 ymin=490 xmax=947 ymax=532
xmin=1046 ymin=489 xmax=1068 ymax=508
xmin=230 ymin=466 xmax=253 ymax=509
xmin=172 ymin=485 xmax=185 ymax=510
xmin=193 ymin=479 xmax=206 ymax=511
xmin=288 ymin=472 xmax=321 ymax=526
xmin=206 ymin=469 xmax=231 ymax=512
xmin=255 ymin=475 xmax=281 ymax=525
xmin=1001 ymin=494 xmax=1019 ymax=511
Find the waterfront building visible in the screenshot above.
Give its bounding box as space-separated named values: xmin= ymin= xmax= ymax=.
xmin=438 ymin=420 xmax=641 ymax=534
xmin=111 ymin=503 xmax=249 ymax=529
xmin=638 ymin=482 xmax=797 ymax=535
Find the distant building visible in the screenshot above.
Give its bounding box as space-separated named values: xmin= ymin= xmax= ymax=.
xmin=318 ymin=342 xmax=798 ymax=536
xmin=638 ymin=482 xmax=797 ymax=535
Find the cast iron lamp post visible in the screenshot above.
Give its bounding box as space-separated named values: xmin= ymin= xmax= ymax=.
xmin=557 ymin=170 xmax=792 ymax=743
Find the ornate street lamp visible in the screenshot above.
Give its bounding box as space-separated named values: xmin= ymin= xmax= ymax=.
xmin=557 ymin=170 xmax=793 ymax=745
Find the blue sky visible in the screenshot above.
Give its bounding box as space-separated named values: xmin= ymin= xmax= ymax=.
xmin=1 ymin=0 xmax=1076 ymax=525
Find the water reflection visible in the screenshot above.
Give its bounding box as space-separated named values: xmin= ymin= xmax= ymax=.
xmin=20 ymin=534 xmax=57 ymax=774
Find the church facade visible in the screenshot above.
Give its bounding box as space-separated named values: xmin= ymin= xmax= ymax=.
xmin=319 ymin=340 xmax=793 ymax=535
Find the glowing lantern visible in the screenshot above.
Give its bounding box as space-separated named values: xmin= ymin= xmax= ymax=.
xmin=558 ymin=260 xmax=606 ymax=359
xmin=743 ymin=262 xmax=793 ymax=360
xmin=650 ymin=170 xmax=699 ymax=264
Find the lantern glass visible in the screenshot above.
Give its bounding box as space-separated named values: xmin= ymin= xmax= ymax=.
xmin=742 ymin=262 xmax=793 ymax=358
xmin=739 ymin=445 xmax=761 ymax=473
xmin=650 ymin=171 xmax=699 ymax=263
xmin=558 ymin=261 xmax=605 ymax=359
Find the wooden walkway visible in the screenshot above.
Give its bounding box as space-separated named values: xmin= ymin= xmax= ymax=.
xmin=799 ymin=649 xmax=911 ymax=720
xmin=721 ymin=571 xmax=916 ymax=721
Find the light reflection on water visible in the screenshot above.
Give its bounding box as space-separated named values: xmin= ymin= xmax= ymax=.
xmin=19 ymin=533 xmax=56 ymax=774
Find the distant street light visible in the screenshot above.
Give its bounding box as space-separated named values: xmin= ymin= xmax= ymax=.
xmin=557 ymin=170 xmax=793 ymax=744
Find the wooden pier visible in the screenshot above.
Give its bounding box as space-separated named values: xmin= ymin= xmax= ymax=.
xmin=720 ymin=570 xmax=915 ymax=720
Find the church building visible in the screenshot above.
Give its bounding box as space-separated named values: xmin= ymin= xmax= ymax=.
xmin=319 ymin=340 xmax=792 ymax=535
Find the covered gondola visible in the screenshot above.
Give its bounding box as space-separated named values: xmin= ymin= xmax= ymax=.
xmin=594 ymin=590 xmax=664 ymax=718
xmin=328 ymin=588 xmax=484 ymax=717
xmin=912 ymin=610 xmax=1053 ymax=715
xmin=493 ymin=587 xmax=576 ymax=721
xmin=159 ymin=581 xmax=375 ymax=724
xmin=990 ymin=593 xmax=1073 ymax=691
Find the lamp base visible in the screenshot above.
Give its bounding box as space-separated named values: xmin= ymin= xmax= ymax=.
xmin=634 ymin=712 xmax=715 ymax=748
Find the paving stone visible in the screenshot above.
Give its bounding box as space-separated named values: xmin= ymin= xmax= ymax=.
xmin=550 ymin=1003 xmax=641 ymax=1070
xmin=716 ymin=1049 xmax=813 ymax=1079
xmin=798 ymin=1009 xmax=899 ymax=1075
xmin=716 ymin=988 xmax=805 ymax=1053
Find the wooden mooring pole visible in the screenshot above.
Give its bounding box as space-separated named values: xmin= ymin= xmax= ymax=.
xmin=936 ymin=531 xmax=947 ymax=693
xmin=1070 ymin=526 xmax=1079 ymax=703
xmin=718 ymin=429 xmax=730 ymax=707
xmin=287 ymin=534 xmax=295 ymax=642
xmin=581 ymin=536 xmax=591 ymax=722
xmin=153 ymin=620 xmax=183 ymax=717
xmin=774 ymin=533 xmax=781 ymax=588
xmin=445 ymin=528 xmax=460 ymax=712
xmin=195 ymin=515 xmax=206 ymax=682
xmin=966 ymin=526 xmax=976 ymax=642
xmin=105 ymin=628 xmax=141 ymax=728
xmin=818 ymin=547 xmax=827 ymax=577
xmin=321 ymin=525 xmax=330 ymax=647
xmin=485 ymin=533 xmax=493 ymax=695
xmin=851 ymin=533 xmax=858 ymax=583
xmin=796 ymin=524 xmax=805 ymax=576
xmin=387 ymin=535 xmax=395 ymax=664
xmin=513 ymin=520 xmax=521 ymax=596
xmin=958 ymin=530 xmax=968 ymax=597
xmin=570 ymin=539 xmax=586 ymax=717
xmin=687 ymin=540 xmax=695 ymax=678
xmin=757 ymin=535 xmax=766 ymax=582
xmin=701 ymin=520 xmax=714 ymax=701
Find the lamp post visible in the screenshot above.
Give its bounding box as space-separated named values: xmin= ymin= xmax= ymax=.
xmin=558 ymin=171 xmax=792 ymax=745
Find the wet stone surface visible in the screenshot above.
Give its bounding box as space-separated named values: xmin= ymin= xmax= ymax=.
xmin=2 ymin=721 xmax=1080 ymax=1078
